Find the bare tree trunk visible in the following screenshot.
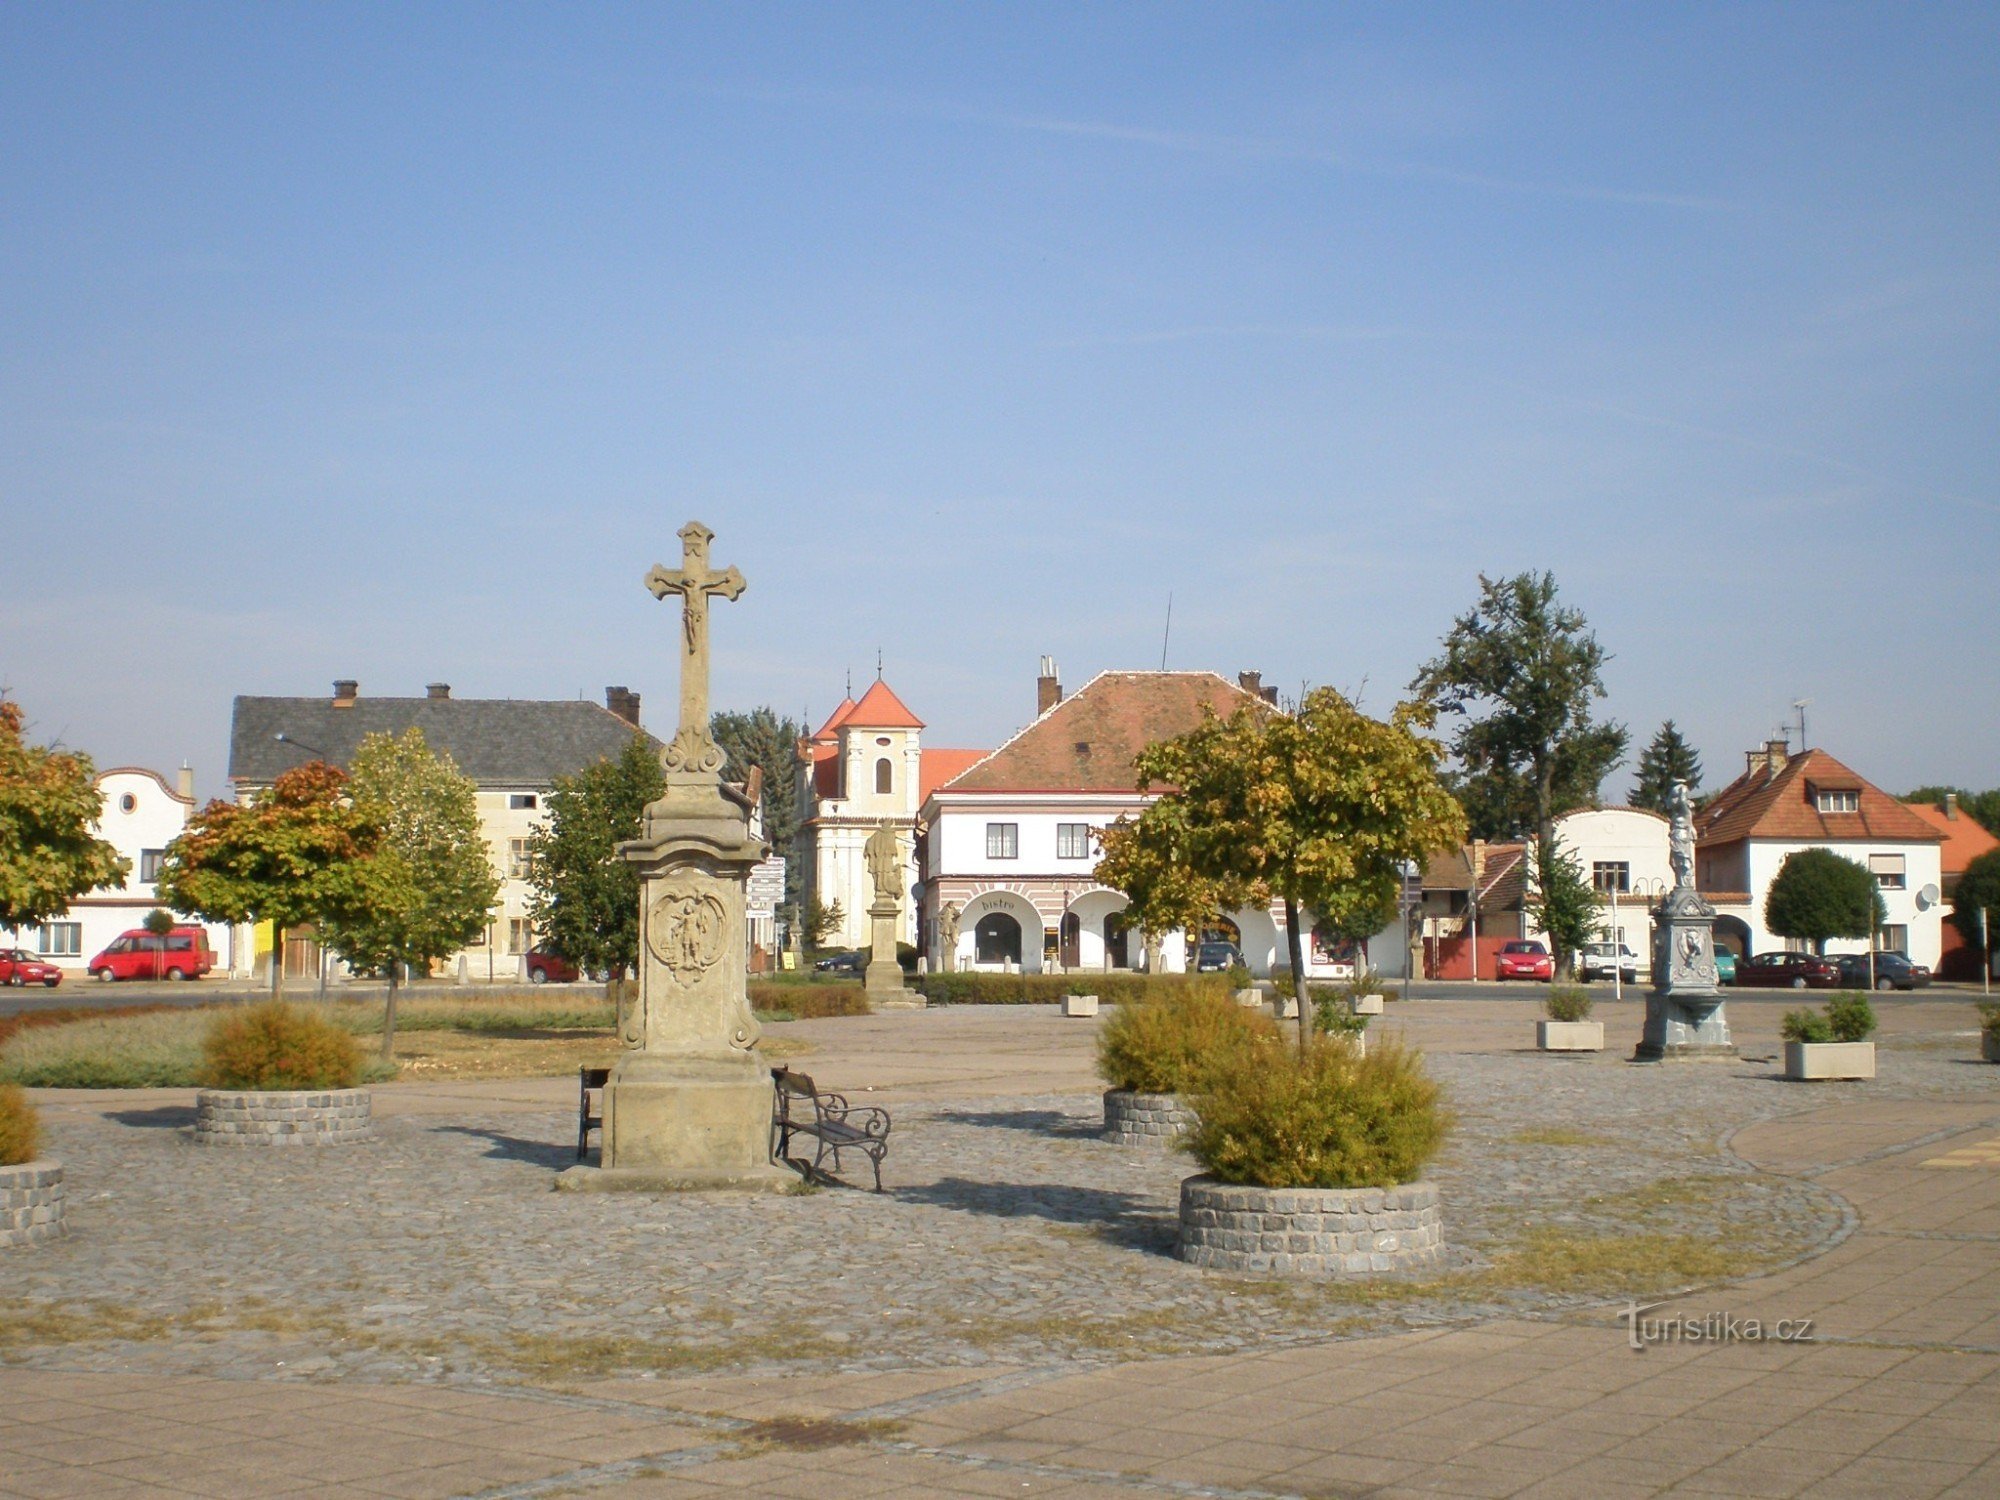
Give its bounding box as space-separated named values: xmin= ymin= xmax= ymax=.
xmin=381 ymin=965 xmax=400 ymax=1062
xmin=1285 ymin=895 xmax=1311 ymax=1056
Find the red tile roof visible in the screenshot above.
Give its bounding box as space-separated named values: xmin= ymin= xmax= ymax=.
xmin=845 ymin=679 xmax=924 ymax=729
xmin=1423 ymin=843 xmax=1528 ymax=909
xmin=919 ymin=748 xmax=986 ymax=803
xmin=1696 ymin=748 xmax=1941 ymax=848
xmin=811 ymin=698 xmax=857 ymax=740
xmin=1903 ymin=800 xmax=2000 ymax=876
xmin=938 ymin=671 xmax=1264 ymax=795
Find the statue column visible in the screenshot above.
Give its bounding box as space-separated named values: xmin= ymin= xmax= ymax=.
xmin=863 ymin=820 xmax=923 ymax=1010
xmin=1635 ymin=781 xmax=1737 ymax=1061
xmin=558 ymin=520 xmax=794 ymax=1192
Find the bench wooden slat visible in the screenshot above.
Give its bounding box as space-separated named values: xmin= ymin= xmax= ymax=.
xmin=771 ymin=1068 xmax=890 ymax=1191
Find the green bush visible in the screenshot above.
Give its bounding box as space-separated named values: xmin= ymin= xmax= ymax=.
xmin=1825 ymin=992 xmax=1877 ymax=1042
xmin=748 ymin=983 xmax=871 ymax=1020
xmin=0 ymin=1084 xmax=41 ymax=1166
xmin=1184 ymin=1034 xmax=1449 ymax=1189
xmin=916 ymin=971 xmax=1230 ymax=1006
xmin=1783 ymin=992 xmax=1876 ymax=1045
xmin=1224 ymin=963 xmax=1253 ymax=991
xmin=1978 ymin=1002 xmax=2000 ymax=1039
xmin=200 ymin=1002 xmax=363 ymax=1091
xmin=1544 ymin=984 xmax=1595 ymax=1023
xmin=1096 ymin=985 xmax=1278 ymax=1094
xmin=1313 ymin=1001 xmax=1369 ymax=1040
xmin=1 ymin=1011 xmax=210 ymax=1088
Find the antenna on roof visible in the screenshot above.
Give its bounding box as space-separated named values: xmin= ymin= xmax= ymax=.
xmin=1160 ymin=591 xmax=1173 ymax=671
xmin=1793 ymin=698 xmax=1810 ymax=751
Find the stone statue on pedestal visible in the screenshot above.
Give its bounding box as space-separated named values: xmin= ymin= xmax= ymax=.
xmin=557 ymin=521 xmax=793 ymax=1192
xmin=862 ymin=820 xmax=923 ymax=1009
xmin=1636 ymin=780 xmax=1736 ymax=1061
xmin=936 ymin=901 xmax=961 ymax=973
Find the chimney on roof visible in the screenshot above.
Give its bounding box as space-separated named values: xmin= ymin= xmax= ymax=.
xmin=332 ymin=679 xmax=358 ymax=705
xmin=177 ymin=763 xmax=194 ymax=802
xmin=1037 ymin=656 xmax=1062 ymax=716
xmin=426 ymin=683 xmax=450 ymax=700
xmin=1946 ymin=792 xmax=1960 ymax=821
xmin=1239 ymin=670 xmax=1262 ymax=696
xmin=1764 ymin=738 xmax=1789 ymax=776
xmin=605 ymin=686 xmax=641 ymax=727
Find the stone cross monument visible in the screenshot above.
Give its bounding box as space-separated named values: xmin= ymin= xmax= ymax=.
xmin=559 ymin=520 xmax=792 ymax=1192
xmin=1635 ymin=781 xmax=1737 ymax=1061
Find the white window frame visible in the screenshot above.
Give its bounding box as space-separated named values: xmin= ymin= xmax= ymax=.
xmin=508 ymin=839 xmax=533 ymax=879
xmin=1056 ymin=823 xmax=1091 ymax=860
xmin=1868 ymin=853 xmax=1906 ymax=890
xmin=1591 ymin=861 xmax=1630 ymax=894
xmin=986 ymin=823 xmax=1019 ymax=860
xmin=36 ymin=923 xmax=82 ymax=957
xmin=1816 ymin=789 xmax=1860 ymax=814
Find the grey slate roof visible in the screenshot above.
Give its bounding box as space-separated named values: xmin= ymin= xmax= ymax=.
xmin=229 ymin=697 xmax=662 ymax=787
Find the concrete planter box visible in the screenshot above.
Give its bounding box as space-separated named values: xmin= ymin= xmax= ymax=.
xmin=1351 ymin=993 xmax=1384 ymax=1016
xmin=1102 ymin=1089 xmax=1194 ymax=1146
xmin=1233 ymin=988 xmax=1262 ymax=1009
xmin=0 ymin=1160 xmax=65 ymax=1248
xmin=1177 ymin=1176 xmax=1442 ymax=1277
xmin=1783 ymin=1041 xmax=1876 ymax=1081
xmin=1062 ymin=993 xmax=1099 ymax=1018
xmin=1274 ymin=992 xmax=1300 ymax=1019
xmin=193 ymin=1088 xmax=373 ymax=1145
xmin=1984 ymin=1032 xmax=2000 ymax=1064
xmin=1538 ymin=1020 xmax=1604 ymax=1052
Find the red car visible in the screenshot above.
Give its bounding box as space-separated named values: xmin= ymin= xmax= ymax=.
xmin=87 ymin=927 xmax=216 ymax=982
xmin=0 ymin=949 xmax=62 ymax=988
xmin=525 ymin=947 xmax=580 ymax=984
xmin=1736 ymin=952 xmax=1842 ymax=989
xmin=1495 ymin=940 xmax=1554 ymax=981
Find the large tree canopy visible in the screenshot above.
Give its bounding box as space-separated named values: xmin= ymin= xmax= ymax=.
xmin=1411 ymin=571 xmax=1626 ymax=847
xmin=0 ymin=699 xmax=128 ymax=929
xmin=1109 ymin=688 xmax=1466 ymax=1049
xmin=524 ymin=733 xmax=664 ymax=981
xmin=156 ymin=761 xmax=374 ymax=1000
xmin=1631 ymin=721 xmax=1704 ymax=816
xmin=320 ymin=730 xmax=500 ymax=1060
xmin=1952 ymin=849 xmax=2000 ymax=957
xmin=1764 ymin=848 xmax=1886 ymax=955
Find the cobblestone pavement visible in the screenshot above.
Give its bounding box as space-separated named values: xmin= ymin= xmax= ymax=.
xmin=7 ymin=1002 xmax=1992 ymax=1388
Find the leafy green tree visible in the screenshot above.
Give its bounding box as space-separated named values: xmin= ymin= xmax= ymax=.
xmin=1527 ymin=838 xmax=1599 ymax=978
xmin=320 ymin=730 xmax=501 ymax=1061
xmin=1764 ymin=848 xmax=1886 ymax=955
xmin=1095 ymin=810 xmax=1242 ymax=971
xmin=801 ymin=894 xmax=844 ymax=948
xmin=1905 ymin=786 xmax=2000 ymax=838
xmin=156 ymin=762 xmax=374 ymax=1001
xmin=0 ymin=698 xmax=129 ymax=932
xmin=524 ymin=734 xmax=664 ymax=981
xmin=1631 ymin=721 xmax=1704 ymax=815
xmin=1115 ymin=688 xmax=1467 ymax=1051
xmin=1951 ymin=849 xmax=2000 ymax=961
xmin=1411 ymin=571 xmax=1627 ymax=847
xmin=711 ymin=708 xmax=803 ymax=907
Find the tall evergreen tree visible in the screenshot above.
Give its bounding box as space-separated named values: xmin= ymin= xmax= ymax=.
xmin=1411 ymin=571 xmax=1627 ymax=847
xmin=1630 ymin=721 xmax=1704 ymax=814
xmin=710 ymin=708 xmax=803 ymax=907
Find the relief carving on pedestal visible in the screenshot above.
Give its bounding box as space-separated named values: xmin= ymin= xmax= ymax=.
xmin=646 ymin=879 xmax=731 ymax=986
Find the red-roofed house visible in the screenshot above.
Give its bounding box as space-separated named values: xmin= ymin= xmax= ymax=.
xmin=1904 ymin=795 xmax=2000 ymax=980
xmin=795 ymin=677 xmax=986 ymax=950
xmin=1696 ymin=740 xmax=1945 ymax=966
xmin=918 ymin=664 xmax=1364 ymax=978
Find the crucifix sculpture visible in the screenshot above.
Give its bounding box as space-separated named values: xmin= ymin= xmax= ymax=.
xmin=644 ymin=521 xmax=746 ymax=775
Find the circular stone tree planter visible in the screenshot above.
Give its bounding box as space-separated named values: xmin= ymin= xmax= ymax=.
xmin=1176 ymin=1175 xmax=1442 ymax=1276
xmin=193 ymin=1089 xmax=373 ymax=1146
xmin=0 ymin=1160 xmax=65 ymax=1248
xmin=1102 ymin=1089 xmax=1194 ymax=1146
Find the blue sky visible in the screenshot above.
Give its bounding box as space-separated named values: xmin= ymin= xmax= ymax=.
xmin=5 ymin=3 xmax=1996 ymax=802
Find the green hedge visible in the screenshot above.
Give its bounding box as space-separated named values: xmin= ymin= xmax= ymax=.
xmin=748 ymin=984 xmax=870 ymax=1020
xmin=914 ymin=972 xmax=1233 ymax=1006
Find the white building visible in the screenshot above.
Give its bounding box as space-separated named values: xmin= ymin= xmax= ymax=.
xmin=794 ymin=677 xmax=984 ymax=952
xmin=2 ymin=767 xmax=233 ymax=974
xmin=229 ymin=680 xmax=662 ymax=980
xmin=917 ymin=664 xmax=1365 ymax=980
xmin=1538 ymin=805 xmax=1675 ymax=962
xmin=1696 ymin=741 xmax=1946 ymax=966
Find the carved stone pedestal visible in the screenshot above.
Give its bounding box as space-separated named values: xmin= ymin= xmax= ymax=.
xmin=557 ymin=769 xmax=794 ymax=1194
xmin=865 ymin=896 xmax=923 ymax=1010
xmin=1635 ymin=886 xmax=1737 ymax=1062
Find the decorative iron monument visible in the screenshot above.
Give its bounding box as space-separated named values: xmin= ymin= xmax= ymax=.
xmin=559 ymin=521 xmax=794 ymax=1191
xmin=1635 ymin=781 xmax=1737 ymax=1061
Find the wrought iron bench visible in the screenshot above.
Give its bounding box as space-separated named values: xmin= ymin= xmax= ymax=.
xmin=771 ymin=1067 xmax=891 ymax=1191
xmin=577 ymin=1066 xmax=610 ymax=1160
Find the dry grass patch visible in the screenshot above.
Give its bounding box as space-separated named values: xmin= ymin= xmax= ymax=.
xmin=1493 ymin=1227 xmax=1746 ymax=1291
xmin=1508 ymin=1127 xmax=1615 ymax=1148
